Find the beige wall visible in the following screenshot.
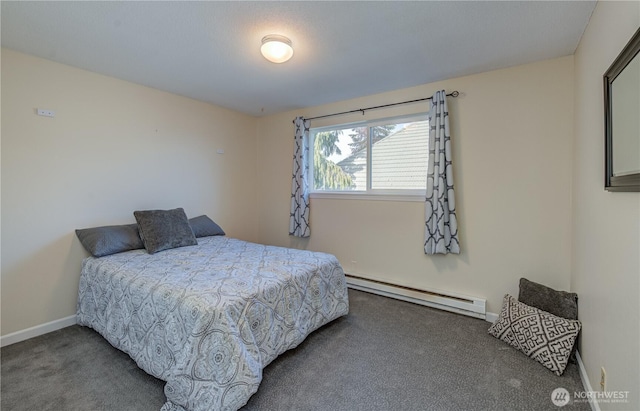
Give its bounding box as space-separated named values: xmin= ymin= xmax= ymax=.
xmin=257 ymin=56 xmax=575 ymax=316
xmin=1 ymin=49 xmax=258 ymax=335
xmin=572 ymin=2 xmax=640 ymax=409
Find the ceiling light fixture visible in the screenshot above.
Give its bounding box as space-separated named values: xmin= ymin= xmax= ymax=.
xmin=260 ymin=35 xmax=294 ymax=63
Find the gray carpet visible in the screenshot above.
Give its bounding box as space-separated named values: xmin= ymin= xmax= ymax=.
xmin=1 ymin=289 xmax=588 ymax=411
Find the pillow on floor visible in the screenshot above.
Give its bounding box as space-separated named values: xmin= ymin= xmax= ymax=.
xmin=518 ymin=278 xmax=578 ymax=320
xmin=134 ymin=208 xmax=197 ymax=254
xmin=488 ymin=294 xmax=581 ymax=376
xmin=76 ymin=224 xmax=144 ymax=257
xmin=519 ymin=277 xmax=580 ymax=363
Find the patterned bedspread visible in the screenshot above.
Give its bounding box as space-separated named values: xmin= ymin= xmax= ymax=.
xmin=76 ymin=236 xmax=349 ymax=411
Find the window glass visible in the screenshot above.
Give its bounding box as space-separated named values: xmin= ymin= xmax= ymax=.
xmin=312 ymin=126 xmax=366 ymax=191
xmin=371 ymin=121 xmax=429 ymax=190
xmin=310 ymin=115 xmax=428 ymax=193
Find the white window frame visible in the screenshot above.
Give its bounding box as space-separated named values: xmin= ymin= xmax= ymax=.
xmin=309 ymin=113 xmax=428 ymax=202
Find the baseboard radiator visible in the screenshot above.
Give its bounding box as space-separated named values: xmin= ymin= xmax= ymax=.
xmin=345 ymin=274 xmax=486 ymax=320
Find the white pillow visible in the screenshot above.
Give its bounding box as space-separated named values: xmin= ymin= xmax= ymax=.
xmin=488 ymin=294 xmax=581 ymax=376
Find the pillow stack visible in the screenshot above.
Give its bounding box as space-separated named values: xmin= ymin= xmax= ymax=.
xmin=488 ymin=279 xmax=581 ymax=376
xmin=76 ymin=209 xmax=225 ymax=257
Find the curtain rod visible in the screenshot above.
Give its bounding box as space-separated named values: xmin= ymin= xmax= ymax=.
xmin=292 ymin=91 xmax=459 ymax=124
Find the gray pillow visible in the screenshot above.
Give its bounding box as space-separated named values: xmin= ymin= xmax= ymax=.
xmin=75 ymin=224 xmax=144 ymax=257
xmin=189 ymin=215 xmax=225 ymax=237
xmin=488 ymin=294 xmax=581 ymax=376
xmin=134 ymin=208 xmax=197 ymax=254
xmin=518 ymin=278 xmax=578 ymax=320
xmin=519 ymin=278 xmax=580 ymax=363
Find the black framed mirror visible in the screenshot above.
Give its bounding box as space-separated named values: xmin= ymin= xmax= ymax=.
xmin=604 ymin=27 xmax=640 ymax=192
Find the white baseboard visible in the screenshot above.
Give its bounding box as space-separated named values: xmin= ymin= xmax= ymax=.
xmin=1 ymin=315 xmax=77 ymax=347
xmin=485 ymin=312 xmax=498 ymax=323
xmin=576 ymin=351 xmax=600 ymax=411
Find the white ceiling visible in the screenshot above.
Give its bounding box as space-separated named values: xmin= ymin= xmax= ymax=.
xmin=1 ymin=1 xmax=596 ymax=117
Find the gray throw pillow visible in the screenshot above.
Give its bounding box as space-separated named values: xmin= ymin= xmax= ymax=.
xmin=75 ymin=224 xmax=144 ymax=257
xmin=189 ymin=215 xmax=225 ymax=237
xmin=134 ymin=208 xmax=197 ymax=254
xmin=488 ymin=294 xmax=581 ymax=376
xmin=518 ymin=278 xmax=578 ymax=320
xmin=518 ymin=278 xmax=580 ymax=363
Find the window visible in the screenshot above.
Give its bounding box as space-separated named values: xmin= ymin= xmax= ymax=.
xmin=309 ymin=115 xmax=428 ymax=197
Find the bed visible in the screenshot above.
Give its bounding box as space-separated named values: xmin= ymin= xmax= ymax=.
xmin=76 ymin=235 xmax=349 ymax=411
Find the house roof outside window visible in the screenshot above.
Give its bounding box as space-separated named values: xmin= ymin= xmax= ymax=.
xmin=337 ymin=121 xmax=429 ymax=190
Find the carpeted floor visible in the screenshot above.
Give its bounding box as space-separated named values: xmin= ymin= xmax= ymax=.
xmin=1 ymin=289 xmax=589 ymax=411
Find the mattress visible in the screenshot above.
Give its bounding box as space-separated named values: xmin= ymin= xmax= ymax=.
xmin=76 ymin=236 xmax=349 ymax=411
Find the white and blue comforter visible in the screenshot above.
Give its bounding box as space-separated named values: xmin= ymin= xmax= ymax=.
xmin=76 ymin=236 xmax=349 ymax=411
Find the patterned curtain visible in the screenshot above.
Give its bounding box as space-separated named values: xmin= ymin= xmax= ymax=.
xmin=424 ymin=90 xmax=460 ymax=254
xmin=289 ymin=117 xmax=311 ymax=238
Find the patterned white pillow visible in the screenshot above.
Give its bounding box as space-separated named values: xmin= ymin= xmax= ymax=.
xmin=488 ymin=294 xmax=581 ymax=376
